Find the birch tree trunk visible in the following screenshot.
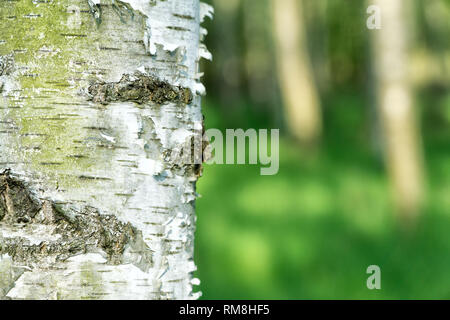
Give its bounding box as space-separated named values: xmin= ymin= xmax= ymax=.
xmin=272 ymin=0 xmax=322 ymax=144
xmin=370 ymin=0 xmax=425 ymax=221
xmin=0 ymin=0 xmax=212 ymax=299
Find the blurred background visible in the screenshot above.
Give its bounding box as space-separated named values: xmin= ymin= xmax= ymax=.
xmin=194 ymin=0 xmax=450 ymax=299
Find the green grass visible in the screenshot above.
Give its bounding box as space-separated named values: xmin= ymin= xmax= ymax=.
xmin=194 ymin=96 xmax=450 ymax=299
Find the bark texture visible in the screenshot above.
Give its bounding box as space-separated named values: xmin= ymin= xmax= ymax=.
xmin=0 ymin=0 xmax=212 ymax=299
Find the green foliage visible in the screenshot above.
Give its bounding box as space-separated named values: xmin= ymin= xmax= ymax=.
xmin=195 ymin=96 xmax=450 ymax=299
xmin=197 ymin=0 xmax=450 ymax=299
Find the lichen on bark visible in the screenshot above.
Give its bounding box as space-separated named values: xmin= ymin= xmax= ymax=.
xmin=1 ymin=0 xmax=211 ymax=300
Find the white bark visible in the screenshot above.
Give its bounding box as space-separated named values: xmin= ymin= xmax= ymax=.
xmin=0 ymin=0 xmax=212 ymax=299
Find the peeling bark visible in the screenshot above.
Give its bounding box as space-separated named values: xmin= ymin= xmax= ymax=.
xmin=0 ymin=0 xmax=212 ymax=299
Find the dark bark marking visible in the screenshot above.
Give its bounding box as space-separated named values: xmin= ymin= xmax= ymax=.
xmin=0 ymin=171 xmax=152 ymax=271
xmin=0 ymin=171 xmax=41 ymax=223
xmin=88 ymin=73 xmax=193 ymax=105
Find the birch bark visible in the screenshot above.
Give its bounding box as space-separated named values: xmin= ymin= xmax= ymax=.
xmin=0 ymin=0 xmax=212 ymax=299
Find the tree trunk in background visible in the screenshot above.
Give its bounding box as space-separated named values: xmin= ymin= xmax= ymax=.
xmin=272 ymin=0 xmax=322 ymax=144
xmin=209 ymin=0 xmax=243 ymax=107
xmin=370 ymin=0 xmax=425 ymax=222
xmin=302 ymin=0 xmax=331 ymax=95
xmin=242 ymin=0 xmax=278 ymax=110
xmin=411 ymin=0 xmax=450 ymax=88
xmin=0 ymin=0 xmax=212 ymax=299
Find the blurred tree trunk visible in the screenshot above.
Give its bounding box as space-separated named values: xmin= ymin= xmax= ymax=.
xmin=411 ymin=0 xmax=450 ymax=89
xmin=303 ymin=0 xmax=331 ymax=95
xmin=208 ymin=0 xmax=244 ymax=107
xmin=271 ymin=0 xmax=322 ymax=145
xmin=242 ymin=0 xmax=278 ymax=114
xmin=370 ymin=0 xmax=425 ymax=222
xmin=0 ymin=0 xmax=209 ymax=299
